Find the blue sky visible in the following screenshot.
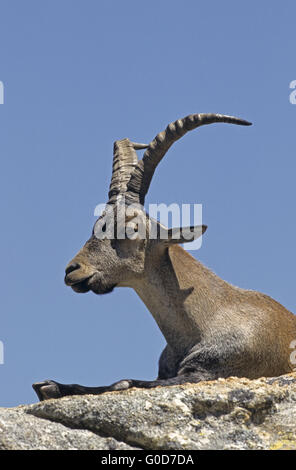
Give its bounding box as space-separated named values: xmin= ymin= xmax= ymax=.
xmin=1 ymin=1 xmax=295 ymax=407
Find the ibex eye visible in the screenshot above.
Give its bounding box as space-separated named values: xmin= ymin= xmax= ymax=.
xmin=93 ymin=219 xmax=107 ymax=238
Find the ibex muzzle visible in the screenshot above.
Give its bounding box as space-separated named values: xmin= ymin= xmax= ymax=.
xmin=33 ymin=113 xmax=296 ymax=402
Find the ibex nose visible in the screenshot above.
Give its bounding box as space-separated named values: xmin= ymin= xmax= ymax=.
xmin=65 ymin=262 xmax=80 ymax=275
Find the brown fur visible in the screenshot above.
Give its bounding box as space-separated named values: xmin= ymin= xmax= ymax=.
xmin=63 ymin=229 xmax=296 ymax=381
xmin=32 ymin=114 xmax=296 ymax=401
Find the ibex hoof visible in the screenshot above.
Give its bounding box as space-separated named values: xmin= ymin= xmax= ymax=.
xmin=32 ymin=380 xmax=62 ymax=401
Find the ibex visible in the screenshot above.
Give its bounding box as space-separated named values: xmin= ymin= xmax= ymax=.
xmin=33 ymin=113 xmax=296 ymax=401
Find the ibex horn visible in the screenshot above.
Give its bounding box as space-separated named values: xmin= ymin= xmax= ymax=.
xmin=108 ymin=139 xmax=148 ymax=204
xmin=125 ymin=113 xmax=252 ymax=205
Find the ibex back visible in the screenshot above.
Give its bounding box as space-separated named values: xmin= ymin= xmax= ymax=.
xmin=33 ymin=113 xmax=296 ymax=401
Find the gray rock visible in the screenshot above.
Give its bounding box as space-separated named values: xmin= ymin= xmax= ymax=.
xmin=2 ymin=373 xmax=296 ymax=450
xmin=0 ymin=407 xmax=137 ymax=450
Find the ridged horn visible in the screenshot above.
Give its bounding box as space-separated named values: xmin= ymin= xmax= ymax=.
xmin=108 ymin=139 xmax=148 ymax=204
xmin=125 ymin=113 xmax=252 ymax=205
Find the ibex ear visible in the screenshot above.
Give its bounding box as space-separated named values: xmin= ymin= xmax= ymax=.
xmin=161 ymin=225 xmax=207 ymax=245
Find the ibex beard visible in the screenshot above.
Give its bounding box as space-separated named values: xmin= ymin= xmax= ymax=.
xmin=64 ymin=252 xmax=117 ymax=295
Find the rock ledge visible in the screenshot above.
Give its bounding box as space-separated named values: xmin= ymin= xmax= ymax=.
xmin=1 ymin=373 xmax=296 ymax=450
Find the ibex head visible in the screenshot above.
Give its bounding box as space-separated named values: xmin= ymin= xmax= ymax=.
xmin=64 ymin=114 xmax=251 ymax=295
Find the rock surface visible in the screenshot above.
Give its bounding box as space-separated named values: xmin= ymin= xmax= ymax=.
xmin=1 ymin=373 xmax=296 ymax=450
xmin=0 ymin=407 xmax=137 ymax=450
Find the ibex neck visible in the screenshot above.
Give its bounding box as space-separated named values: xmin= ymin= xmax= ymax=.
xmin=132 ymin=245 xmax=233 ymax=357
